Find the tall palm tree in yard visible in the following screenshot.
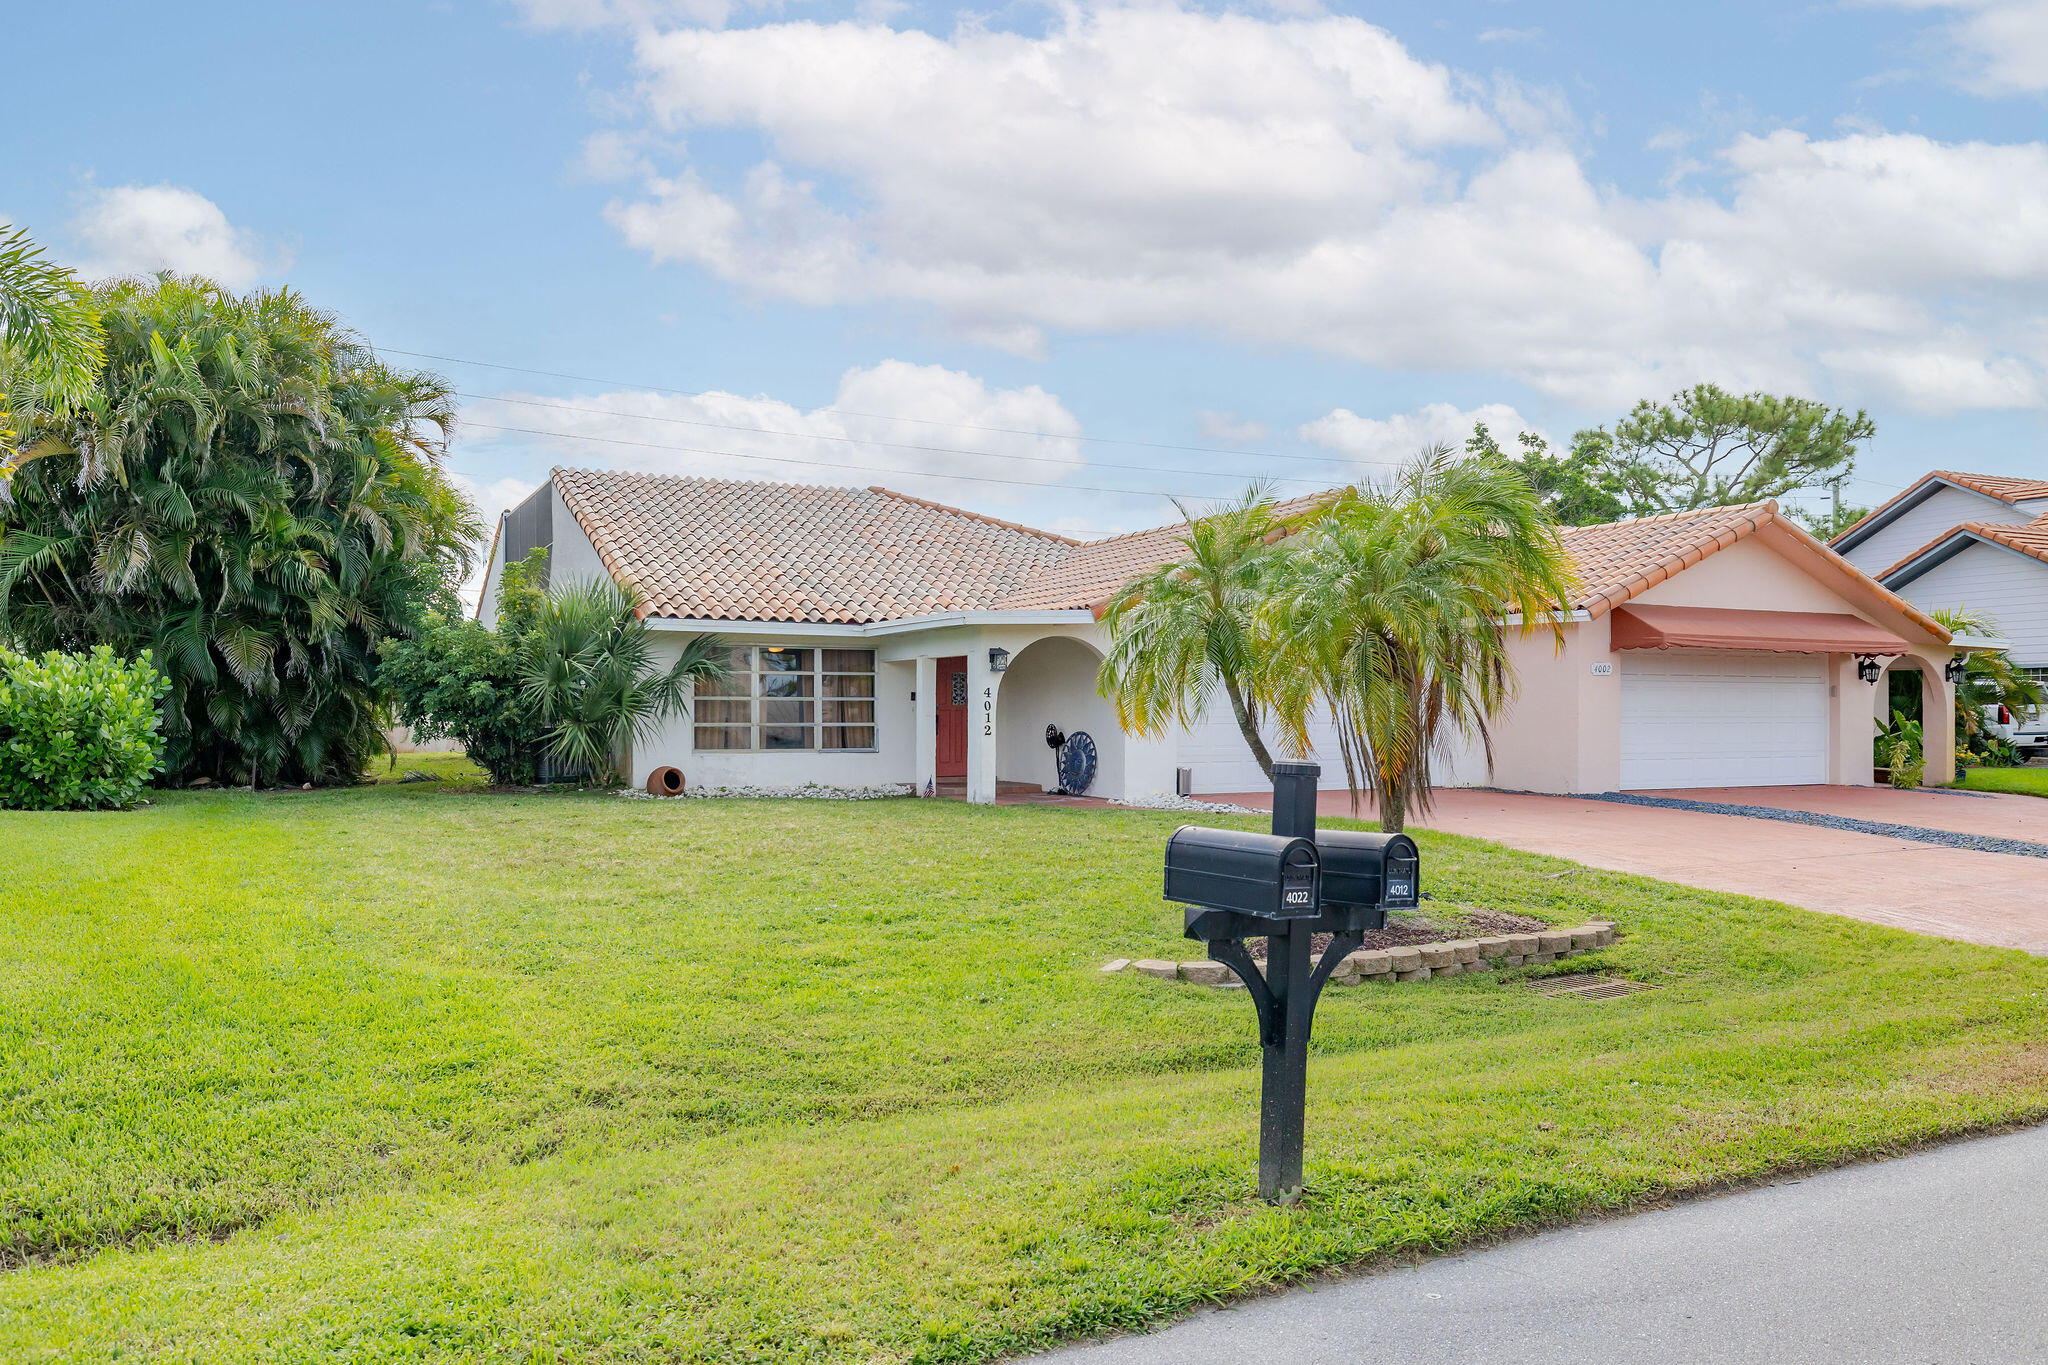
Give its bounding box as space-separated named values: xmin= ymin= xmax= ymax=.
xmin=0 ymin=275 xmax=477 ymax=785
xmin=1096 ymin=486 xmax=1307 ymax=783
xmin=1266 ymin=446 xmax=1579 ymax=833
xmin=521 ymin=577 xmax=729 ymax=784
xmin=0 ymin=224 xmax=104 ymax=484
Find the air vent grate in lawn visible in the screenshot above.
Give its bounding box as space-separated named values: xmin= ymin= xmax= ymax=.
xmin=1527 ymin=973 xmax=1656 ymax=1000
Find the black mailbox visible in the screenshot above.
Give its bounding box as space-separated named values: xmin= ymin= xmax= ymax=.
xmin=1315 ymin=830 xmax=1422 ymax=916
xmin=1163 ymin=827 xmax=1321 ymax=920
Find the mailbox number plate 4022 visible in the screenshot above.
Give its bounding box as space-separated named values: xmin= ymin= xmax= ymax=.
xmin=1281 ymin=868 xmax=1315 ymax=912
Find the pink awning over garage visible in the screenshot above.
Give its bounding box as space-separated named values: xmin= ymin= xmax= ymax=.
xmin=1609 ymin=604 xmax=1912 ymax=654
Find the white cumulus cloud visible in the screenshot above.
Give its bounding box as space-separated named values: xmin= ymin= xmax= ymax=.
xmin=68 ymin=184 xmax=282 ymax=290
xmin=537 ymin=2 xmax=2048 ymax=415
xmin=459 ymin=359 xmax=1090 ymax=513
xmin=1872 ymin=0 xmax=2048 ymax=95
xmin=1298 ymin=402 xmax=1548 ymax=472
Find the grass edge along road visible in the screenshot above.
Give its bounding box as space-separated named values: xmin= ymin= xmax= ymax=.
xmin=4 ymin=777 xmax=2047 ymax=1362
xmin=1958 ymin=765 xmax=2048 ymax=798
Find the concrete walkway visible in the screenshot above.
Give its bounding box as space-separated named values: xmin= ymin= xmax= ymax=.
xmin=1036 ymin=1123 xmax=2048 ymax=1364
xmin=1214 ymin=787 xmax=2048 ymax=955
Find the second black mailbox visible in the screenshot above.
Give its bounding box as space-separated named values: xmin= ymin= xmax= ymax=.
xmin=1163 ymin=827 xmax=1321 ymax=919
xmin=1314 ymin=830 xmax=1422 ymax=924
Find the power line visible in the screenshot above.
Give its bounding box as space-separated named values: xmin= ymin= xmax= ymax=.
xmin=460 ymin=421 xmax=1253 ymax=500
xmin=454 ymin=390 xmax=1341 ymax=487
xmin=408 ymin=344 xmax=1925 ymax=503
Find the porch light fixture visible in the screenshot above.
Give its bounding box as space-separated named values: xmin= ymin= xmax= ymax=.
xmin=988 ymin=647 xmax=1010 ymax=673
xmin=1945 ymin=656 xmax=1968 ymax=684
xmin=1855 ymin=655 xmax=1883 ymax=684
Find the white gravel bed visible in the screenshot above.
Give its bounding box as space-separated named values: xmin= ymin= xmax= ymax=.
xmin=1113 ymin=793 xmax=1263 ymax=814
xmin=620 ymin=781 xmax=914 ymax=801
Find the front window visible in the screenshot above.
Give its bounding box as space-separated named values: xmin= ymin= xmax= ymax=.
xmin=693 ymin=647 xmax=877 ymax=752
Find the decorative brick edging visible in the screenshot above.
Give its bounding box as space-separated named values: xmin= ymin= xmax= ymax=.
xmin=1103 ymin=923 xmax=1618 ymax=987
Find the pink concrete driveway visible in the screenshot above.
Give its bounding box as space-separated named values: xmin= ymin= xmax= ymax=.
xmin=1651 ymin=785 xmax=2048 ymax=843
xmin=1212 ymin=786 xmax=2048 ymax=955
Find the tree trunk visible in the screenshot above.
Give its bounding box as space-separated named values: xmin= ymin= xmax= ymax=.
xmin=1376 ymin=770 xmax=1404 ymax=834
xmin=1221 ymin=673 xmax=1276 ymax=782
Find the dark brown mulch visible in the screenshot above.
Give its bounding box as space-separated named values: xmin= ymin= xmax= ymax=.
xmin=1243 ymin=906 xmax=1549 ymax=961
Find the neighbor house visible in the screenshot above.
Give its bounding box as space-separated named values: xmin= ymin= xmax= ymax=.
xmin=1832 ymin=469 xmax=2048 ymax=690
xmin=477 ymin=469 xmax=1962 ymax=802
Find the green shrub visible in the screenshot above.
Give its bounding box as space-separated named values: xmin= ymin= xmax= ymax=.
xmin=378 ymin=549 xmax=549 ymax=787
xmin=0 ymin=646 xmax=168 ymax=809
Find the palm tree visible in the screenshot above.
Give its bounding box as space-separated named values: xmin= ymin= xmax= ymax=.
xmin=0 ymin=274 xmax=477 ymax=785
xmin=1096 ymin=486 xmax=1308 ymax=783
xmin=1931 ymin=605 xmax=2045 ymax=761
xmin=1265 ymin=445 xmax=1579 ymax=833
xmin=520 ymin=577 xmax=728 ymax=784
xmin=0 ymin=224 xmax=104 ymax=484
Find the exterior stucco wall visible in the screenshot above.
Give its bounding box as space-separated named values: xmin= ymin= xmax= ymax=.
xmin=475 ymin=480 xmax=610 ymax=627
xmin=1633 ymin=536 xmax=1860 ymax=613
xmin=993 ymin=635 xmax=1124 ymax=796
xmin=1448 ymin=624 xmax=1607 ymax=793
xmin=628 ymin=633 xmax=918 ymax=792
xmin=474 ymin=517 xmax=510 ymax=628
xmin=546 ymin=483 xmax=611 ymax=593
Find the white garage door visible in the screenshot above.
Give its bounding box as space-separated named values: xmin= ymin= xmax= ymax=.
xmin=1619 ymin=651 xmax=1829 ymax=790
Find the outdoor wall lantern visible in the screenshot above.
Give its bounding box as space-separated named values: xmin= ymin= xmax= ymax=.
xmin=1945 ymin=656 xmax=1968 ymax=684
xmin=987 ymin=646 xmax=1010 ymax=673
xmin=1162 ymin=762 xmax=1420 ymax=1204
xmin=1856 ymin=655 xmax=1884 ymax=684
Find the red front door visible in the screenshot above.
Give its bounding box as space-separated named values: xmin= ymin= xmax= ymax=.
xmin=936 ymin=655 xmax=968 ymax=779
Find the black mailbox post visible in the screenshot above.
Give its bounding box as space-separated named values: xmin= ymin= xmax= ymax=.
xmin=1165 ymin=761 xmax=1421 ymax=1202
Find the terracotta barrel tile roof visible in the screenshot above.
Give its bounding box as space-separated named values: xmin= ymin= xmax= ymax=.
xmin=997 ymin=492 xmax=1333 ymax=611
xmin=1558 ymin=502 xmax=1777 ymax=616
xmin=1933 ymin=470 xmax=2048 ymax=504
xmin=1830 ymin=468 xmax=2048 ymax=546
xmin=1974 ymin=513 xmax=2048 ymax=564
xmin=539 ymin=468 xmax=1944 ymax=642
xmin=552 ymin=468 xmax=1076 ymax=624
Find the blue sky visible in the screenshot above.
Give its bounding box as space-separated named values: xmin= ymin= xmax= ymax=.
xmin=7 ymin=0 xmax=2047 ymax=560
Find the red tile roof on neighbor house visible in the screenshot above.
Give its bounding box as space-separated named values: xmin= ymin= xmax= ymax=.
xmin=1830 ymin=468 xmax=2048 ymax=546
xmin=1877 ymin=511 xmax=2048 ymax=580
xmin=544 ymin=469 xmax=1946 ymax=640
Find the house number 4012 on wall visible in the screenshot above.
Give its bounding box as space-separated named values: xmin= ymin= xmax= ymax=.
xmin=983 ymin=688 xmax=994 ymax=737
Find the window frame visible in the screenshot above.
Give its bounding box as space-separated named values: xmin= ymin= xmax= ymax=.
xmin=692 ymin=645 xmax=879 ymax=754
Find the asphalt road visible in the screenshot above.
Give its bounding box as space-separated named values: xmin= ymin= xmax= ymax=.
xmin=1035 ymin=1123 xmax=2048 ymax=1364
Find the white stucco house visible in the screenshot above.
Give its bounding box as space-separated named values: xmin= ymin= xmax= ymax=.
xmin=476 ymin=468 xmax=1965 ymax=803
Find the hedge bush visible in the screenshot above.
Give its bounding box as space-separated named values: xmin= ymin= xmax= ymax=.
xmin=0 ymin=647 xmax=168 ymax=810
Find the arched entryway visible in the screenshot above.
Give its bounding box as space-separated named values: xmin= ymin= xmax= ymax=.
xmin=1875 ymin=654 xmax=1955 ymax=785
xmin=994 ymin=635 xmax=1126 ymax=799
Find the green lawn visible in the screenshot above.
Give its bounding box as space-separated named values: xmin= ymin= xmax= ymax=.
xmin=1958 ymin=763 xmax=2048 ymax=797
xmin=5 ymin=785 xmax=2047 ymax=1363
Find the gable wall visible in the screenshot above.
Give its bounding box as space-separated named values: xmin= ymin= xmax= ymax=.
xmin=1633 ymin=535 xmax=1859 ymax=614
xmin=1892 ymin=540 xmax=2048 ymax=669
xmin=1838 ymin=484 xmax=2033 ymax=576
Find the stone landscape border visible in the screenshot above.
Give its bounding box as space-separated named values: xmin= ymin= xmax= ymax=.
xmin=1104 ymin=922 xmax=1619 ymax=987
